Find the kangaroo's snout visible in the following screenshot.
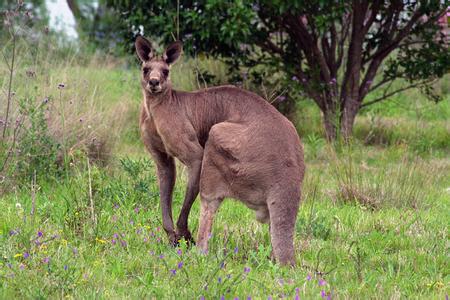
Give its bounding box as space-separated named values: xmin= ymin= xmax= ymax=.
xmin=149 ymin=78 xmax=160 ymax=87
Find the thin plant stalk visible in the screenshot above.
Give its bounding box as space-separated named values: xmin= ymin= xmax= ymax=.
xmin=2 ymin=34 xmax=16 ymax=139
xmin=87 ymin=157 xmax=96 ymax=224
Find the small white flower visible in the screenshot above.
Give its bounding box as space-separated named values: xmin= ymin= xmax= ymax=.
xmin=15 ymin=203 xmax=22 ymax=209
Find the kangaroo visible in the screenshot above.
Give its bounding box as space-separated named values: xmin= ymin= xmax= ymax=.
xmin=136 ymin=36 xmax=305 ymax=265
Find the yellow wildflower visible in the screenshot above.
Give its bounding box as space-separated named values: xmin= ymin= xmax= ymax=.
xmin=95 ymin=237 xmax=107 ymax=244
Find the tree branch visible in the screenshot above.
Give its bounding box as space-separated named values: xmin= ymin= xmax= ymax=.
xmin=361 ymin=80 xmax=433 ymax=108
xmin=336 ymin=12 xmax=351 ymax=70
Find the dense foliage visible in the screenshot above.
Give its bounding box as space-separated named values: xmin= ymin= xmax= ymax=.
xmin=97 ymin=0 xmax=449 ymax=140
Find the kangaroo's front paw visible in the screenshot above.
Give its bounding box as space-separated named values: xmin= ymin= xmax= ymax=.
xmin=176 ymin=229 xmax=195 ymax=246
xmin=167 ymin=231 xmax=180 ymax=247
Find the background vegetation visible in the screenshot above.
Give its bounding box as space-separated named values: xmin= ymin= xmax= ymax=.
xmin=1 ymin=1 xmax=449 ymax=299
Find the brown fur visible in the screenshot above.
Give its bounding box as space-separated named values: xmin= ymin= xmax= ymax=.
xmin=136 ymin=36 xmax=305 ymax=265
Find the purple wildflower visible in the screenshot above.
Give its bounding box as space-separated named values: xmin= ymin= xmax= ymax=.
xmin=321 ymin=290 xmax=326 ymax=298
xmin=220 ymin=261 xmax=225 ymax=269
xmin=177 ymin=249 xmax=182 ymax=255
xmin=247 ymin=297 xmax=252 ymax=300
xmin=178 ymin=261 xmax=184 ymax=269
xmin=292 ymin=75 xmax=299 ymax=82
xmin=159 ymin=254 xmax=165 ymax=259
xmin=295 ymin=287 xmax=300 ymax=300
xmin=306 ymin=274 xmax=312 ymax=281
xmin=19 ymin=264 xmax=25 ymax=270
xmin=234 ymin=297 xmax=239 ymax=300
xmin=42 ymin=257 xmax=50 ymax=264
xmin=111 ymin=239 xmax=117 ymax=245
xmin=234 ymin=246 xmax=238 ymax=254
xmin=134 ymin=207 xmax=140 ymax=214
xmin=113 ymin=233 xmax=119 ymax=239
xmin=318 ymin=279 xmax=326 ymax=286
xmin=37 ymin=231 xmax=43 ymax=238
xmin=64 ymin=265 xmax=68 ymax=271
xmin=329 ymin=78 xmax=337 ymax=85
xmin=221 ymin=296 xmax=225 ymax=300
xmin=218 ymin=277 xmax=222 ymax=283
xmin=72 ymin=247 xmax=78 ymax=255
xmin=170 ymin=269 xmax=177 ymax=275
xmin=9 ymin=230 xmax=17 ymax=236
xmin=113 ymin=203 xmax=119 ymax=209
xmin=200 ymin=297 xmax=205 ymax=300
xmin=129 ymin=220 xmax=134 ymax=225
xmin=278 ymin=95 xmax=287 ymax=102
xmin=136 ymin=228 xmax=142 ymax=235
xmin=120 ymin=240 xmax=127 ymax=247
xmin=244 ymin=267 xmax=251 ymax=273
xmin=149 ymin=251 xmax=155 ymax=255
xmin=23 ymin=252 xmax=29 ymax=259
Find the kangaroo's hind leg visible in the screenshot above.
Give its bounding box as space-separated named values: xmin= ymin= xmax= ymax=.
xmin=267 ymin=186 xmax=301 ymax=266
xmin=196 ymin=134 xmax=230 ymax=252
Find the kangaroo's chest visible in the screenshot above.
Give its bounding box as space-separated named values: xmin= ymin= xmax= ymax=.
xmin=142 ymin=109 xmax=202 ymax=164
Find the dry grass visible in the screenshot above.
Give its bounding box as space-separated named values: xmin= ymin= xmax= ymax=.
xmin=327 ymin=146 xmax=443 ymax=210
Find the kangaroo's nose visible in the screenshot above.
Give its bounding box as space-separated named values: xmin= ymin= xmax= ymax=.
xmin=149 ymin=79 xmax=160 ymax=87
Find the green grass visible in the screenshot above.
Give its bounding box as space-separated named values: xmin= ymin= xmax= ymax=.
xmin=1 ymin=42 xmax=449 ymax=298
xmin=1 ymin=151 xmax=448 ymax=299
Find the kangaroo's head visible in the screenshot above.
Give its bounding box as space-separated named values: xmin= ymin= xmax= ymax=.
xmin=135 ymin=36 xmax=182 ymax=95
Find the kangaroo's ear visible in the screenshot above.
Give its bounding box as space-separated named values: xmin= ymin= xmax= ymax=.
xmin=135 ymin=36 xmax=154 ymax=62
xmin=163 ymin=41 xmax=182 ymax=65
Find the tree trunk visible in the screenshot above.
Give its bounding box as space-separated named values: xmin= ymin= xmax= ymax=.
xmin=340 ymin=97 xmax=360 ymax=141
xmin=322 ymin=110 xmax=338 ymax=142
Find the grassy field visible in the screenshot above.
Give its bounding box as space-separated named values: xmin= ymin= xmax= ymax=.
xmin=1 ymin=43 xmax=449 ymax=299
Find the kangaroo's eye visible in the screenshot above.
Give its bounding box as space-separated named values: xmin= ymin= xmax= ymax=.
xmin=143 ymin=67 xmax=150 ymax=75
xmin=162 ymin=69 xmax=169 ymax=77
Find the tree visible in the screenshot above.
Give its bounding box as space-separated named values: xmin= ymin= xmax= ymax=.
xmin=104 ymin=0 xmax=449 ymax=140
xmin=65 ymin=0 xmax=125 ymax=52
